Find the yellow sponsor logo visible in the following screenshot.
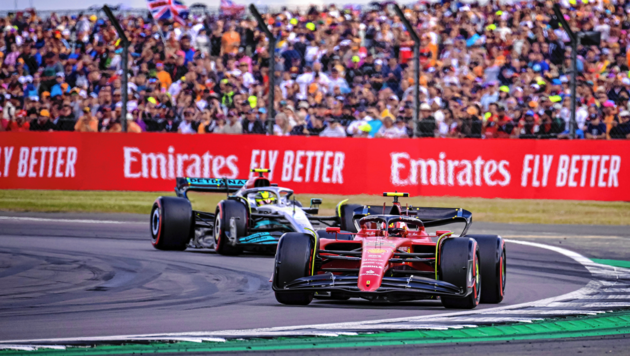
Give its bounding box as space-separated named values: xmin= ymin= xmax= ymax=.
xmin=368 ymin=248 xmax=386 ymax=253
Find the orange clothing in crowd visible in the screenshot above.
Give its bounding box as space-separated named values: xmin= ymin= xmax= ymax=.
xmin=107 ymin=123 xmax=122 ymax=133
xmin=127 ymin=121 xmax=142 ymax=133
xmin=156 ymin=70 xmax=172 ymax=90
xmin=604 ymin=114 xmax=615 ymax=138
xmin=425 ymin=42 xmax=438 ymax=67
xmin=198 ymin=121 xmax=211 ymax=133
xmin=221 ymin=30 xmax=241 ymax=55
xmin=74 ymin=116 xmax=98 ymax=132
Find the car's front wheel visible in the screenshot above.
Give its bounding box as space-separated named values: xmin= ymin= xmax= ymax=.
xmin=214 ymin=200 xmax=247 ymax=255
xmin=439 ymin=238 xmax=481 ymax=309
xmin=273 ymin=232 xmax=316 ymax=305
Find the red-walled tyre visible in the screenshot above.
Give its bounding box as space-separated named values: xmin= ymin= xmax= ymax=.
xmin=150 ymin=197 xmax=192 ymax=251
xmin=468 ymin=235 xmax=506 ymax=303
xmin=439 ymin=238 xmax=481 ymax=309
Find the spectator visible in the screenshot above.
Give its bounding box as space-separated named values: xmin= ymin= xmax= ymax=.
xmin=493 ymin=107 xmax=516 ymax=139
xmin=328 ymin=68 xmax=349 ymax=94
xmin=610 ymin=111 xmax=630 ymax=139
xmin=215 ymin=111 xmax=242 ymax=134
xmin=382 ymin=58 xmax=402 ymax=94
xmin=30 ymin=111 xmax=56 ymax=131
xmin=416 ymin=103 xmax=436 ymax=138
xmin=155 ymin=63 xmax=172 ymax=90
xmin=320 ymin=119 xmax=347 ymax=138
xmin=56 ymin=104 xmax=76 ymax=131
xmin=273 ymin=113 xmax=292 ymax=136
xmin=346 ymin=107 xmax=369 ymax=136
xmin=289 ymin=107 xmax=312 ymax=136
xmin=3 ymin=95 xmax=18 ymax=121
xmin=159 ymin=111 xmax=180 ymax=133
xmin=178 ymin=108 xmax=198 ymax=134
xmin=438 ymin=109 xmax=457 ymax=138
xmin=198 ymin=110 xmax=217 ymax=134
xmin=74 ymin=107 xmax=98 ymax=132
xmin=242 ymin=109 xmax=265 ymax=134
xmin=585 ymin=114 xmax=607 ymax=140
xmin=126 ymin=114 xmax=143 ymax=133
xmin=7 ymin=110 xmax=30 ymax=131
xmin=518 ymin=111 xmax=538 ymax=139
xmin=376 ymin=116 xmax=402 ymax=138
xmin=221 ymin=24 xmax=240 ymax=56
xmin=458 ymin=107 xmax=483 ymax=138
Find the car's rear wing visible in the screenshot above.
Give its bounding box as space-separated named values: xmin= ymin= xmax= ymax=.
xmin=175 ymin=177 xmax=248 ymax=199
xmin=350 ymin=205 xmax=473 ymax=235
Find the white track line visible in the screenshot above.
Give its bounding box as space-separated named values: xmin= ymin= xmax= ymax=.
xmin=0 ymin=216 xmax=127 ymax=224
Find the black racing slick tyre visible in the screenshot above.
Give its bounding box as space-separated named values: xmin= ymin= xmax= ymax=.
xmin=214 ymin=200 xmax=247 ymax=255
xmin=468 ymin=235 xmax=506 ymax=304
xmin=274 ymin=232 xmax=316 ymax=305
xmin=338 ymin=203 xmax=362 ymax=233
xmin=150 ymin=197 xmax=192 ymax=251
xmin=439 ymin=238 xmax=481 ymax=309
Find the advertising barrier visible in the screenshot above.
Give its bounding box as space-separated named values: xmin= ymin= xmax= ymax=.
xmin=0 ymin=132 xmax=628 ymax=201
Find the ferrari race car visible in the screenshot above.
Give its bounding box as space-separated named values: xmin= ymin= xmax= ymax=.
xmin=150 ymin=169 xmax=341 ymax=255
xmin=272 ymin=193 xmax=506 ymax=309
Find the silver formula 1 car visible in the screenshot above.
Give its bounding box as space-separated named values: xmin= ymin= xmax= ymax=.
xmin=150 ymin=169 xmax=339 ymax=255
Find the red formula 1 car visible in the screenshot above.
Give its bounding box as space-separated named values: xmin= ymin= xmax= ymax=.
xmin=272 ymin=193 xmax=506 ymax=309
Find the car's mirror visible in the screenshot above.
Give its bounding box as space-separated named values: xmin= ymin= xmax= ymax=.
xmin=326 ymin=227 xmax=340 ymax=233
xmin=310 ymin=198 xmax=323 ymax=207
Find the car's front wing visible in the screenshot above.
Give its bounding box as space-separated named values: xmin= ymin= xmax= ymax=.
xmin=274 ymin=273 xmax=469 ymax=298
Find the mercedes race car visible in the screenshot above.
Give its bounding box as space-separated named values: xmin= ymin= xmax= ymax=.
xmin=272 ymin=193 xmax=506 ymax=309
xmin=150 ymin=169 xmax=341 ymax=255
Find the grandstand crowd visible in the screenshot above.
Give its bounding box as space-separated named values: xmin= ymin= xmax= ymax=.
xmin=1 ymin=1 xmax=630 ymax=139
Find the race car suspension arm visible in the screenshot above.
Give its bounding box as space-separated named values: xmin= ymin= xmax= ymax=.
xmin=308 ymin=216 xmax=340 ymax=221
xmin=318 ymin=250 xmax=362 ymax=256
xmin=394 ymin=252 xmax=435 ymax=258
xmin=193 ymin=210 xmax=215 ymax=228
xmin=388 ymin=258 xmax=435 ymax=263
xmin=318 ymin=255 xmax=361 ymax=261
xmin=321 ymin=268 xmax=361 ymax=273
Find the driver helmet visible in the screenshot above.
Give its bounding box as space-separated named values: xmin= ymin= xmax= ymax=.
xmin=388 ymin=221 xmax=408 ymax=237
xmin=255 ymin=190 xmax=276 ymax=206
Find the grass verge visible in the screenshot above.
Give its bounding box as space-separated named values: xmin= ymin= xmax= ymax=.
xmin=0 ymin=189 xmax=628 ymax=225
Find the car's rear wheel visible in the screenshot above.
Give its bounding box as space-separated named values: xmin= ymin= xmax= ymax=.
xmin=150 ymin=197 xmax=192 ymax=251
xmin=468 ymin=235 xmax=506 ymax=303
xmin=274 ymin=232 xmax=316 ymax=305
xmin=214 ymin=200 xmax=247 ymax=256
xmin=439 ymin=238 xmax=481 ymax=309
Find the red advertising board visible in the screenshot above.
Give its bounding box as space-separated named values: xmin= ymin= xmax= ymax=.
xmin=0 ymin=132 xmax=628 ymax=201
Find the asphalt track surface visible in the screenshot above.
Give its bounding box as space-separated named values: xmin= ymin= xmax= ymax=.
xmin=0 ymin=211 xmax=612 ymax=345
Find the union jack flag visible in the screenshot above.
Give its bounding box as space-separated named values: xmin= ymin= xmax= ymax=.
xmin=220 ymin=0 xmax=245 ymax=16
xmin=147 ymin=0 xmax=188 ymax=24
